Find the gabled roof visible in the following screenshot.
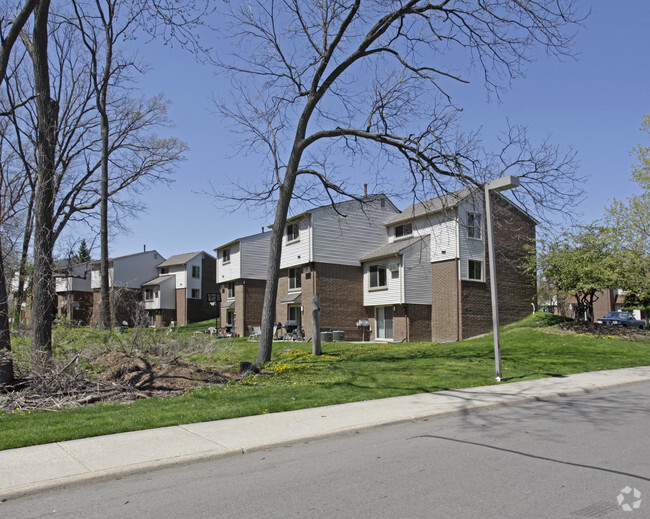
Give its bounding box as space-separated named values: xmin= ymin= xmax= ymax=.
xmin=156 ymin=251 xmax=208 ymax=268
xmin=282 ymin=194 xmax=399 ymax=225
xmin=142 ymin=275 xmax=175 ymax=287
xmin=91 ymin=249 xmax=163 ymax=267
xmin=360 ymin=236 xmax=426 ymax=262
xmin=386 ymin=188 xmax=475 ymax=226
xmin=215 ymin=230 xmax=270 ymax=252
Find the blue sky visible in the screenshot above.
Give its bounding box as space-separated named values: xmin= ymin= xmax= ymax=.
xmin=103 ymin=1 xmax=650 ymax=260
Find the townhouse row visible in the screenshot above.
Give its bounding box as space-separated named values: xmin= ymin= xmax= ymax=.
xmin=55 ymin=250 xmax=217 ymax=327
xmin=50 ymin=187 xmax=534 ymax=341
xmin=214 ymin=188 xmax=536 ymax=343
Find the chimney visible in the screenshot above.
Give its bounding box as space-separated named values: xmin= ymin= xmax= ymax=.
xmin=144 ymin=244 xmax=146 ymax=252
xmin=364 ymin=184 xmax=368 ymax=197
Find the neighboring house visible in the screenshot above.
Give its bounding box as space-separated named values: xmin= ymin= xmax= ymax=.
xmin=361 ymin=188 xmax=537 ymax=342
xmin=215 ymin=231 xmax=272 ymax=337
xmin=55 ymin=261 xmax=93 ymax=324
xmin=90 ymin=250 xmax=164 ymax=325
xmin=142 ymin=251 xmax=217 ymax=327
xmin=275 ymin=194 xmax=401 ymax=341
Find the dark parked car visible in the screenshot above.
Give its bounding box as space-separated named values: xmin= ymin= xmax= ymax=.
xmin=596 ymin=311 xmax=645 ymax=329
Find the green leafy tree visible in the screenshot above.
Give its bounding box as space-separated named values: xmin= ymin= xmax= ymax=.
xmin=605 ymin=115 xmax=650 ymax=309
xmin=75 ymin=239 xmax=91 ymax=263
xmin=535 ymin=227 xmax=621 ymax=321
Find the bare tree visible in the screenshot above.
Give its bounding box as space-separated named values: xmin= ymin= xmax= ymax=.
xmin=214 ymin=0 xmax=585 ymax=363
xmin=0 ymin=117 xmax=31 ymax=385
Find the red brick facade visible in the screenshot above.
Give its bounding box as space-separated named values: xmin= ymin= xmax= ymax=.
xmin=275 ymin=263 xmax=367 ymax=341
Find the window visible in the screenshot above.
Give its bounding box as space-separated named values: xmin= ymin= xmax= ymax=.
xmin=467 ymin=213 xmax=482 ymax=240
xmin=369 ymin=264 xmax=387 ymax=289
xmin=227 ymin=281 xmax=235 ymax=299
xmin=289 ymin=267 xmax=302 ymax=290
xmin=144 ymin=288 xmax=154 ymax=301
xmin=468 ymin=260 xmax=483 ymax=281
xmin=191 ymin=288 xmax=200 ymax=299
xmin=286 ymin=222 xmax=300 ymax=242
xmin=191 ymin=265 xmax=200 ymax=278
xmin=395 ymin=223 xmax=412 ymax=238
xmin=222 ymin=249 xmax=230 ymax=264
xmin=160 ymin=267 xmax=169 ymax=274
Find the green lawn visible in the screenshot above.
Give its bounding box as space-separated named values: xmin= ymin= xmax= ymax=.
xmin=1 ymin=313 xmax=649 ymax=450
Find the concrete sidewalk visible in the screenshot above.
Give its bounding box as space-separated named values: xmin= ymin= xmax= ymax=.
xmin=2 ymin=365 xmax=650 ymax=500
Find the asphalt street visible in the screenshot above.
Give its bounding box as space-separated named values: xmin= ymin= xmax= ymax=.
xmin=2 ymin=380 xmax=648 ymax=519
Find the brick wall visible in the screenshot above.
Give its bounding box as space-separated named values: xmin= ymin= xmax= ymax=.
xmin=315 ymin=263 xmax=365 ymax=341
xmin=491 ymin=193 xmax=537 ymax=329
xmin=175 ymin=288 xmax=187 ymax=326
xmin=186 ymin=254 xmax=218 ymax=324
xmin=431 ymin=259 xmax=460 ymax=342
xmin=232 ymin=279 xmax=267 ymax=336
xmin=406 ymin=304 xmax=432 ymax=342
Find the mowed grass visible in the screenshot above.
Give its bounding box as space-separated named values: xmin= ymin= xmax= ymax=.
xmin=1 ymin=313 xmax=649 ymax=450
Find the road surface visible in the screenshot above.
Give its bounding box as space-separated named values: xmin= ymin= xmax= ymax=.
xmin=2 ymin=381 xmax=649 ymax=518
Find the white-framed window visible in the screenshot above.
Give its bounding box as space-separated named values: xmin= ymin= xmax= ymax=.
xmin=191 ymin=288 xmax=200 ymax=299
xmin=369 ymin=264 xmax=387 ymax=289
xmin=222 ymin=249 xmax=230 ymax=264
xmin=467 ymin=212 xmax=482 ymax=240
xmin=289 ymin=305 xmax=301 ymax=325
xmin=468 ymin=259 xmax=483 ymax=281
xmin=289 ymin=267 xmax=302 ymax=290
xmin=191 ymin=265 xmax=200 ymax=278
xmin=286 ymin=222 xmax=300 ymax=243
xmin=144 ymin=288 xmax=154 ymax=301
xmin=227 ymin=281 xmax=235 ymax=299
xmin=395 ymin=223 xmax=412 ymax=239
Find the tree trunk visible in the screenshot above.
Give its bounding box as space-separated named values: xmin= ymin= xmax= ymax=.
xmin=0 ymin=231 xmax=15 ymax=386
xmin=257 ymin=179 xmax=298 ymax=363
xmin=30 ymin=0 xmax=57 ymax=358
xmin=97 ymin=114 xmax=111 ymax=328
xmin=14 ymin=189 xmax=34 ymax=323
xmin=312 ymin=294 xmax=321 ymax=356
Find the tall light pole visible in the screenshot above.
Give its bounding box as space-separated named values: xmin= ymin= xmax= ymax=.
xmin=484 ymin=175 xmax=520 ymax=381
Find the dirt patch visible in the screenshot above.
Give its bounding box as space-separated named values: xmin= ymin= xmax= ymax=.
xmin=96 ymin=351 xmax=240 ymax=391
xmin=1 ymin=351 xmax=242 ymax=412
xmin=550 ymin=320 xmax=650 ymax=340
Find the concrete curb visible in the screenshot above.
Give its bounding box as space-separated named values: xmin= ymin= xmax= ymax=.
xmin=2 ymin=365 xmax=650 ymax=500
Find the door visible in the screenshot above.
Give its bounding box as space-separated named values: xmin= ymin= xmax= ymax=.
xmin=375 ymin=306 xmax=393 ymax=340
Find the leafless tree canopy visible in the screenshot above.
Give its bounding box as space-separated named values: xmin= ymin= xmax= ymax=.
xmin=215 ymin=0 xmax=584 ymax=218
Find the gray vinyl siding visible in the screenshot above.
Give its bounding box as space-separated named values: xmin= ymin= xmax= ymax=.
xmin=403 ymin=240 xmax=432 ymax=304
xmin=312 ymin=198 xmax=397 ymax=266
xmin=241 ymin=232 xmax=271 ymax=279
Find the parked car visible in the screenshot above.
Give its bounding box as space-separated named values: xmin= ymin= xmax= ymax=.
xmin=596 ymin=311 xmax=645 ymax=329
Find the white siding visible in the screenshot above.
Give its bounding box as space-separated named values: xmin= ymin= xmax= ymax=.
xmin=186 ymin=255 xmax=203 ymax=298
xmin=429 ymin=219 xmax=458 ymax=263
xmin=363 ymin=259 xmax=402 ymax=306
xmin=144 ymin=277 xmax=175 ymax=310
xmin=217 ymin=242 xmax=241 ymax=283
xmin=280 ymin=215 xmax=311 ymax=269
xmin=403 ymin=240 xmax=432 ymax=304
xmin=388 ymin=212 xmax=458 ymax=263
xmin=311 ymin=198 xmax=398 ymax=266
xmin=457 ymin=195 xmax=486 ymax=280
